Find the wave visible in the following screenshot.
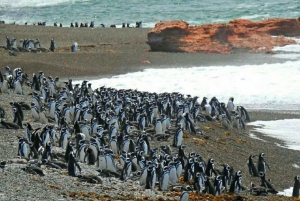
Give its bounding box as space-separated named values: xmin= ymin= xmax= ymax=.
xmin=1 ymin=0 xmax=84 ymax=8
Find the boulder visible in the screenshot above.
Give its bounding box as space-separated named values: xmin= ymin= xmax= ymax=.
xmin=147 ymin=18 xmax=300 ymax=54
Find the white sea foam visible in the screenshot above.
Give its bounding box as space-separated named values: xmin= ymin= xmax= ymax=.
xmin=74 ymin=60 xmax=300 ymax=110
xmin=278 ymin=187 xmax=293 ymax=196
xmin=248 ymin=119 xmax=300 ymax=150
xmin=1 ymin=0 xmax=79 ymax=8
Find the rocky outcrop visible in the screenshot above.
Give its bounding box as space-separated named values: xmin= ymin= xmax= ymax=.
xmin=147 ymin=18 xmax=300 ymax=54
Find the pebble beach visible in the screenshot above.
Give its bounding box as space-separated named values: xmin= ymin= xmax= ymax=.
xmin=0 ymin=24 xmax=300 ymax=201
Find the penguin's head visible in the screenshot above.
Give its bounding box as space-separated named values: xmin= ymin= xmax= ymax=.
xmin=258 ymin=171 xmax=265 ymax=177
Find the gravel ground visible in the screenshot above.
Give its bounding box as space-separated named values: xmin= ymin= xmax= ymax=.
xmin=0 ymin=83 xmax=300 ymax=201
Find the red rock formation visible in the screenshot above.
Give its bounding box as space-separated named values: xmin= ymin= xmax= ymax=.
xmin=147 ymin=18 xmax=300 ymax=54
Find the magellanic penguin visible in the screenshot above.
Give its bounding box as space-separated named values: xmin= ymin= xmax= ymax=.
xmin=247 ymin=154 xmax=259 ymax=177
xmin=292 ymin=175 xmax=300 ymax=197
xmin=179 ymin=185 xmax=192 ymax=201
xmin=229 ymin=170 xmax=244 ymax=193
xmin=120 ymin=157 xmax=132 ymax=181
xmin=221 ymin=114 xmax=231 ymax=129
xmin=257 ymin=153 xmax=270 ymax=174
xmin=145 ymin=165 xmax=156 ymax=190
xmin=214 ymin=175 xmax=223 ymax=195
xmin=30 ymin=102 xmax=40 ymax=122
xmin=68 ymin=152 xmax=82 ymax=176
xmin=227 ymin=97 xmax=235 ymax=112
xmin=173 ymin=124 xmax=183 ymax=148
xmin=237 ymin=106 xmax=250 ymax=122
xmin=50 ymin=38 xmax=56 ymax=52
xmin=258 ymin=172 xmax=278 ymax=194
xmin=159 ymin=166 xmax=169 ymax=191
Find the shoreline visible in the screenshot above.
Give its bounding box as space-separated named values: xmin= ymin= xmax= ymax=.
xmin=0 ymin=24 xmax=291 ymax=80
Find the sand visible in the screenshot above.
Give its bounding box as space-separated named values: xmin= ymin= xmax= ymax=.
xmin=0 ymin=24 xmax=299 ymax=201
xmin=0 ymin=24 xmax=289 ymax=79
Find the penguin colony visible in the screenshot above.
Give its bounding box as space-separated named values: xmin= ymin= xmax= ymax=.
xmin=0 ymin=66 xmax=300 ymax=200
xmin=0 ymin=20 xmax=143 ymax=28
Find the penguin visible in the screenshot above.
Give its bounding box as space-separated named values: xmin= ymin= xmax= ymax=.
xmin=292 ymin=175 xmax=300 ymax=197
xmin=258 ymin=172 xmax=278 ymax=194
xmin=247 ymin=154 xmax=259 ymax=177
xmin=154 ymin=118 xmax=163 ymax=134
xmin=183 ymin=158 xmax=194 ymax=182
xmin=138 ymin=167 xmax=148 ymax=186
xmin=229 ymin=170 xmax=243 ymax=193
xmin=0 ymin=119 xmax=20 ymax=130
xmin=59 ymin=128 xmax=69 ymax=150
xmin=169 ymin=162 xmax=178 ymax=184
xmin=13 ymin=77 xmax=23 ymax=95
xmin=68 ymin=152 xmax=82 ymax=176
xmin=227 ymin=97 xmax=235 ymax=112
xmin=139 ymin=138 xmax=148 ymax=156
xmin=194 ymin=172 xmax=205 ymax=194
xmin=257 ymin=153 xmax=270 ymax=174
xmin=214 ymin=175 xmax=223 ymax=195
xmin=30 ymin=102 xmax=39 ymax=122
xmin=50 ymin=38 xmax=55 ymax=52
xmin=76 ymin=140 xmax=87 ymax=163
xmin=120 ymin=158 xmax=132 ymax=181
xmin=0 ymin=161 xmax=6 ymax=172
xmin=237 ymin=106 xmax=250 ymax=122
xmin=179 ymin=185 xmax=192 ymax=201
xmin=205 ymin=158 xmax=217 ymax=177
xmin=41 ymin=142 xmax=53 ymax=161
xmin=22 ymin=165 xmax=45 ymax=176
xmin=105 ymin=152 xmax=117 ymax=172
xmin=232 ymin=114 xmax=245 ymax=130
xmin=173 ymin=125 xmax=183 ymax=147
xmin=222 ymin=163 xmax=232 ymax=191
xmin=84 ymin=147 xmax=96 ymax=165
xmin=221 ymin=114 xmax=231 ymax=129
xmin=109 ymin=135 xmax=118 ymax=154
xmin=159 ymin=166 xmax=169 ymax=191
xmin=145 ymin=165 xmax=156 ymax=190
xmin=77 ymin=174 xmax=103 ymax=184
xmin=39 ymin=107 xmax=48 ymax=124
xmin=65 ymin=141 xmax=74 ymax=163
xmin=18 ymin=138 xmax=29 ymax=158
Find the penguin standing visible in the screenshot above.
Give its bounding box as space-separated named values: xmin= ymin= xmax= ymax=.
xmin=159 ymin=166 xmax=169 ymax=191
xmin=120 ymin=158 xmax=132 ymax=181
xmin=292 ymin=175 xmax=300 ymax=197
xmin=214 ymin=175 xmax=223 ymax=195
xmin=194 ymin=172 xmax=205 ymax=194
xmin=168 ymin=162 xmax=178 ymax=184
xmin=227 ymin=97 xmax=234 ymax=112
xmin=30 ymin=102 xmax=40 ymax=122
xmin=229 ymin=170 xmax=243 ymax=193
xmin=68 ymin=152 xmax=82 ymax=176
xmin=257 ymin=153 xmax=270 ymax=174
xmin=145 ymin=166 xmax=156 ymax=190
xmin=173 ymin=124 xmax=183 ymax=147
xmin=178 ymin=185 xmax=192 ymax=201
xmin=50 ymin=38 xmax=55 ymax=52
xmin=247 ymin=154 xmax=259 ymax=177
xmin=84 ymin=147 xmax=96 ymax=165
xmin=205 ymin=158 xmax=217 ymax=177
xmin=237 ymin=106 xmax=250 ymax=122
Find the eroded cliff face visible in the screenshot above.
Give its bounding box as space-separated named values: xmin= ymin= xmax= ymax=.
xmin=147 ymin=18 xmax=300 ymax=54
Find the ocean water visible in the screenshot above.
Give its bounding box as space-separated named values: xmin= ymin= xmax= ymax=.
xmin=2 ymin=0 xmax=300 ymax=196
xmin=0 ymin=0 xmax=300 ymax=27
